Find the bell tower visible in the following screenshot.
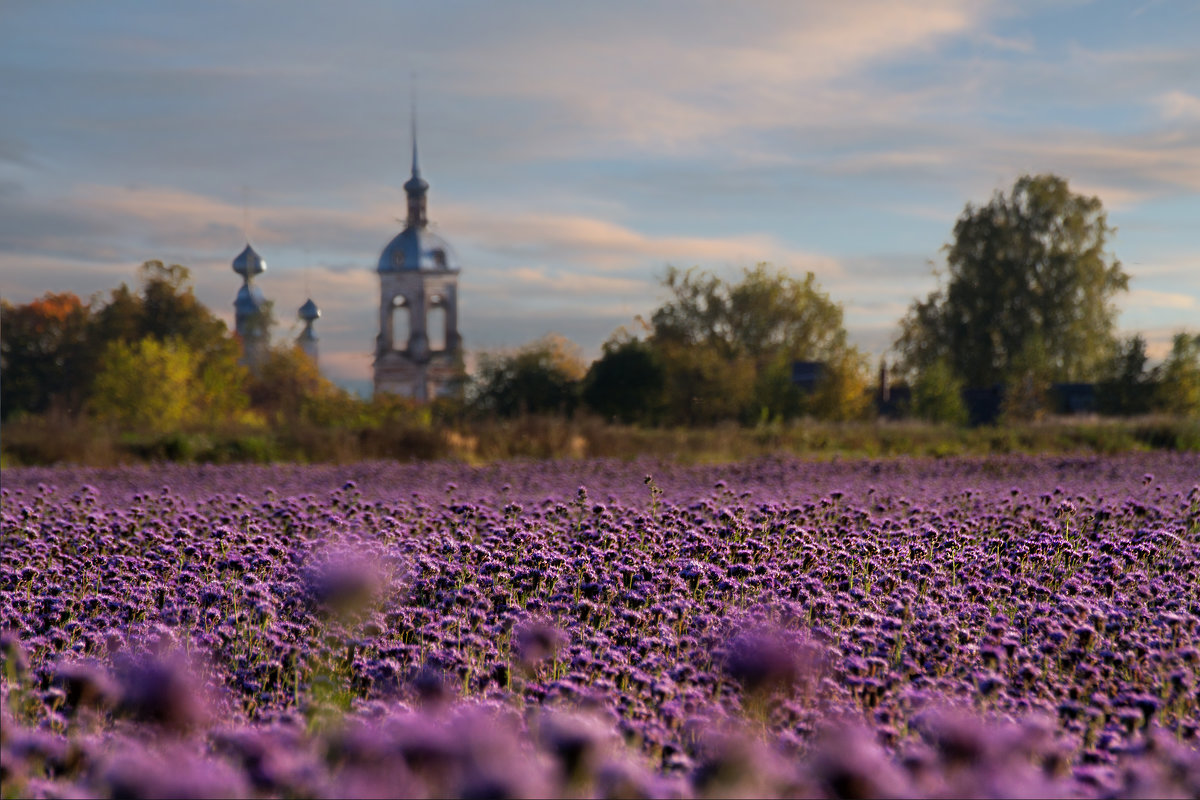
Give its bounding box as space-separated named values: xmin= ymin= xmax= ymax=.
xmin=232 ymin=243 xmax=269 ymax=371
xmin=372 ymin=115 xmax=463 ymax=400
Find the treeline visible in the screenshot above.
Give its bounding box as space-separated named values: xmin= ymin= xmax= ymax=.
xmin=2 ymin=173 xmax=1198 ymax=465
xmin=2 ymin=261 xmax=349 ymax=432
xmin=893 ymin=174 xmax=1199 ymax=424
xmin=473 ymin=264 xmax=870 ymax=426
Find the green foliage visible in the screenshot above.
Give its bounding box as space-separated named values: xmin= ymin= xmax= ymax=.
xmin=654 ymin=339 xmax=756 ymax=426
xmin=192 ymin=340 xmax=253 ymax=427
xmin=804 ymin=349 xmax=873 ymax=422
xmin=648 ymin=264 xmax=867 ymax=423
xmin=896 ymin=174 xmax=1129 ymax=388
xmin=1154 ymin=332 xmax=1200 ymax=418
xmin=92 ymin=262 xmax=233 ymax=359
xmin=1097 ymin=335 xmax=1153 ymax=416
xmin=0 ymin=292 xmax=93 ymax=419
xmin=652 ymin=264 xmax=850 ymax=361
xmin=911 ymin=358 xmax=968 ymax=425
xmin=582 ymin=332 xmax=665 ymax=424
xmin=91 ymin=337 xmax=201 ymax=433
xmin=470 ymin=333 xmax=586 ymax=417
xmin=1001 ymin=334 xmax=1055 ymax=422
xmin=3 ymin=261 xmax=256 ymax=434
xmin=247 ymin=344 xmax=348 ymax=424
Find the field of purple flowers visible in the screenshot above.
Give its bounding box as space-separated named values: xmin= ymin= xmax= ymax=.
xmin=2 ymin=453 xmax=1198 ymax=798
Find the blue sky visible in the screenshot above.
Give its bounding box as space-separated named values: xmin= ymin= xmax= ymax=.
xmin=2 ymin=1 xmax=1197 ymax=389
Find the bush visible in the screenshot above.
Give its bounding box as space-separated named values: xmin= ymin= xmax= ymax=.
xmin=911 ymin=359 xmax=968 ymax=425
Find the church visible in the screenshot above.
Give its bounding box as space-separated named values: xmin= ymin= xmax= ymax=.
xmin=230 ymin=121 xmax=464 ymax=401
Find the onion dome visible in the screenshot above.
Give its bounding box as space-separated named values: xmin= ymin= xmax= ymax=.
xmin=377 ymin=227 xmax=459 ymax=273
xmin=232 ymin=244 xmax=266 ymax=280
xmin=404 ymin=171 xmax=429 ymax=196
xmin=298 ymin=298 xmax=320 ymax=322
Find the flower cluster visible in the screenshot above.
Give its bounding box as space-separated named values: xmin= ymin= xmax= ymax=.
xmin=2 ymin=453 xmax=1198 ymax=797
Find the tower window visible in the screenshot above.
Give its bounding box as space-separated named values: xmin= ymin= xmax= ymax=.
xmin=392 ymin=297 xmax=410 ymax=351
xmin=427 ymin=305 xmax=446 ymax=352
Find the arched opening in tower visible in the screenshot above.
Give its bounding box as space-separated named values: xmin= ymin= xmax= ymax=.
xmin=391 ymin=298 xmax=411 ymax=351
xmin=427 ymin=297 xmax=446 ymax=352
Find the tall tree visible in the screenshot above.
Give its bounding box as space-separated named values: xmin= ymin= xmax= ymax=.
xmin=91 ymin=261 xmax=233 ymax=359
xmin=582 ymin=331 xmax=665 ymax=424
xmin=1154 ymin=332 xmax=1200 ymax=417
xmin=0 ymin=292 xmax=94 ymax=418
xmin=1097 ymin=334 xmax=1153 ymax=416
xmin=896 ymin=174 xmax=1129 ymax=387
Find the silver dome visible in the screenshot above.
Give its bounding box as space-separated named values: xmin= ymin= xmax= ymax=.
xmin=377 ymin=226 xmax=460 ymax=273
xmin=232 ymin=243 xmax=266 ymax=279
xmin=298 ymin=298 xmax=320 ymax=321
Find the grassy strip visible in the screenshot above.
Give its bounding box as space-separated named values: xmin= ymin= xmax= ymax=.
xmin=2 ymin=412 xmax=1197 ymax=467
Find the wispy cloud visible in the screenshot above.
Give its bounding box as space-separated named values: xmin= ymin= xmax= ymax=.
xmin=440 ymin=204 xmax=838 ymax=276
xmin=1156 ymin=90 xmax=1200 ymax=122
xmin=1128 ymin=288 xmax=1198 ymax=310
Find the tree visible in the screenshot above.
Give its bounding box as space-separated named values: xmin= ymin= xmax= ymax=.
xmin=1154 ymin=332 xmax=1200 ymax=417
xmin=649 ymin=264 xmax=866 ymax=422
xmin=805 ymin=348 xmax=872 ymax=421
xmin=1097 ymin=334 xmax=1153 ymax=416
xmin=470 ymin=333 xmax=586 ymax=417
xmin=1 ymin=293 xmax=94 ymax=419
xmin=582 ymin=331 xmax=665 ymax=424
xmin=90 ymin=337 xmax=200 ymax=433
xmin=654 ymin=338 xmax=755 ymax=425
xmin=247 ymin=344 xmax=347 ymax=423
xmin=91 ymin=261 xmax=234 ymax=359
xmin=90 ymin=333 xmax=253 ymax=433
xmin=896 ymin=174 xmax=1129 ymax=389
xmin=911 ymin=358 xmax=968 ymax=425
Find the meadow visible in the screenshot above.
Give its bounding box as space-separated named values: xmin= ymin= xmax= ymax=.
xmin=2 ymin=453 xmax=1198 ymax=798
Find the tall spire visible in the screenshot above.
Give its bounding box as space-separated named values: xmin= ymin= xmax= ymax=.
xmin=410 ymin=93 xmax=420 ymax=179
xmin=403 ymin=91 xmax=429 ymax=229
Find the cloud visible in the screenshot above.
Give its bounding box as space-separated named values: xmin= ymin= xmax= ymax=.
xmin=822 ymin=125 xmax=1200 ymax=209
xmin=439 ymin=204 xmax=836 ymax=276
xmin=1122 ymin=253 xmax=1200 ymax=280
xmin=442 ymin=1 xmax=986 ymax=153
xmin=1156 ymin=90 xmax=1200 ymax=122
xmin=1127 ymin=288 xmax=1198 ymax=310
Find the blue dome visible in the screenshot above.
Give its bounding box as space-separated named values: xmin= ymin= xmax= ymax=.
xmin=298 ymin=298 xmax=320 ymax=321
xmin=404 ymin=173 xmax=429 ymax=195
xmin=377 ymin=226 xmax=460 ymax=273
xmin=232 ymin=244 xmax=266 ymax=278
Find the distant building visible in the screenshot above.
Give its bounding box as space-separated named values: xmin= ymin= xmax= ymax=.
xmin=791 ymin=361 xmax=824 ymax=393
xmin=372 ymin=119 xmax=464 ymax=401
xmin=224 ymin=115 xmax=463 ymax=397
xmin=876 ymin=358 xmax=911 ymax=418
xmin=232 ymin=243 xmax=270 ymax=370
xmin=297 ymin=298 xmax=320 ymax=365
xmin=1052 ymin=383 xmax=1097 ymax=415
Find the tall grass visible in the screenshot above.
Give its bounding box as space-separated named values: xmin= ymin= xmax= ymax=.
xmin=3 ymin=411 xmax=1196 ymax=467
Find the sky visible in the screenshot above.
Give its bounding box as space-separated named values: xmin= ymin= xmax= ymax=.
xmin=2 ymin=1 xmax=1197 ymax=393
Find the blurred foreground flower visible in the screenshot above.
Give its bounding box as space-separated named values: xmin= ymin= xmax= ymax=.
xmin=114 ymin=653 xmax=213 ymax=732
